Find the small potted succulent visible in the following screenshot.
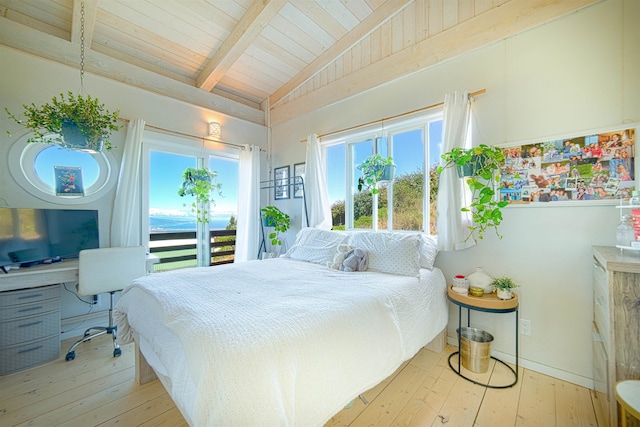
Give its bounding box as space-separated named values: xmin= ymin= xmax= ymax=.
xmin=178 ymin=167 xmax=222 ymax=223
xmin=261 ymin=205 xmax=290 ymax=257
xmin=490 ymin=276 xmax=519 ymax=300
xmin=357 ymin=154 xmax=395 ymax=195
xmin=5 ymin=91 xmax=121 ymax=152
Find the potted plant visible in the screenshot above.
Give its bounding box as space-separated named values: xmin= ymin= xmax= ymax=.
xmin=177 ymin=167 xmax=222 ymax=223
xmin=5 ymin=91 xmax=121 ymax=152
xmin=490 ymin=276 xmax=519 ymax=300
xmin=357 ymin=154 xmax=395 ymax=195
xmin=261 ymin=205 xmax=290 ymax=256
xmin=438 ymin=144 xmax=509 ymax=240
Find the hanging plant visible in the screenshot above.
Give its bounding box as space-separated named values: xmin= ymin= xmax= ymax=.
xmin=438 ymin=144 xmax=508 ymax=240
xmin=260 ymin=206 xmax=290 ymax=252
xmin=177 ymin=167 xmax=223 ymax=223
xmin=5 ymin=91 xmax=121 ymax=152
xmin=357 ymin=154 xmax=395 ymax=195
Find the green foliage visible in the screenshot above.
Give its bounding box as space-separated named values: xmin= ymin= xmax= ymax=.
xmin=261 ymin=205 xmax=290 ymax=248
xmin=438 ymin=144 xmax=508 ymax=241
xmin=177 ymin=167 xmax=222 ymax=223
xmin=5 ymin=91 xmax=121 ymax=150
xmin=357 ymin=154 xmax=394 ymax=195
xmin=490 ymin=276 xmax=519 ymax=291
xmin=226 ymin=215 xmax=237 ymax=230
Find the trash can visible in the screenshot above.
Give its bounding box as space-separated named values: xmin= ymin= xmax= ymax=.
xmin=458 ymin=327 xmax=494 ymax=373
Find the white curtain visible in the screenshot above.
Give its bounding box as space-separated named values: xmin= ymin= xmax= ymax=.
xmin=436 ymin=91 xmax=475 ymax=251
xmin=110 ymin=118 xmax=145 ymax=247
xmin=235 ymin=144 xmax=261 ymax=261
xmin=302 ymin=134 xmax=332 ymax=229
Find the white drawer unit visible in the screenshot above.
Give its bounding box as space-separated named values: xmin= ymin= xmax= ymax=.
xmin=592 ymin=246 xmax=640 ymax=427
xmin=0 ymin=285 xmax=61 ymax=375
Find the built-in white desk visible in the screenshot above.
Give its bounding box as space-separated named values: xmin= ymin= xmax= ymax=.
xmin=0 ymin=260 xmax=80 ymax=292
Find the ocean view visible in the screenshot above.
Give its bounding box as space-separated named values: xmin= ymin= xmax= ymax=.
xmin=150 ymin=214 xmax=234 ymax=232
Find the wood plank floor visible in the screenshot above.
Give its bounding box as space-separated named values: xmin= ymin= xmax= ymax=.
xmin=0 ymin=334 xmax=605 ymax=427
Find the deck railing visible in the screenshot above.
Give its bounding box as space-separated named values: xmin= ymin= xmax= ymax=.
xmin=149 ymin=229 xmax=236 ymax=271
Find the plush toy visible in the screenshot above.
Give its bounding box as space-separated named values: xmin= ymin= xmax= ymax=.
xmin=328 ymin=244 xmax=351 ymax=270
xmin=339 ymin=248 xmax=369 ymax=272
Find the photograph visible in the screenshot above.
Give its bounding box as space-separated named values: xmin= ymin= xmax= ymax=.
xmin=54 ymin=166 xmax=84 ymax=196
xmin=293 ymin=162 xmax=305 ymax=198
xmin=274 ymin=165 xmax=290 ymax=200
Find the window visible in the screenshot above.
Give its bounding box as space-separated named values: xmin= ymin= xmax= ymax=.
xmin=143 ymin=135 xmax=239 ymax=271
xmin=8 ymin=135 xmax=116 ymax=204
xmin=324 ymin=112 xmax=443 ymax=234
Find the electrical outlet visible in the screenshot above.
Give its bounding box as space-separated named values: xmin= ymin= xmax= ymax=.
xmin=521 ymin=319 xmax=531 ymax=336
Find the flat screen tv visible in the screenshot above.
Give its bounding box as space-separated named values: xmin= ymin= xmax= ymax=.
xmin=0 ymin=208 xmax=99 ymax=268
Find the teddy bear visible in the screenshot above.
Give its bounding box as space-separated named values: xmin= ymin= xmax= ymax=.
xmin=328 ymin=244 xmax=351 ymax=270
xmin=339 ymin=248 xmax=369 ymax=272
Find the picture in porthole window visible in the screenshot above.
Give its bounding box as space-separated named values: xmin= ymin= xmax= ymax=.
xmin=54 ymin=166 xmax=84 ymax=196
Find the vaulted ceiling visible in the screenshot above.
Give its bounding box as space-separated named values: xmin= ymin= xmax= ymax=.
xmin=0 ymin=0 xmax=598 ymax=126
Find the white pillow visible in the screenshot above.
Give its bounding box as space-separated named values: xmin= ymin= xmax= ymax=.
xmin=346 ymin=232 xmax=421 ymax=277
xmin=284 ymin=228 xmax=347 ymax=265
xmin=418 ymin=234 xmax=438 ymax=269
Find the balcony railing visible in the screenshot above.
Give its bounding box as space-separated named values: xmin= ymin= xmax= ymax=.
xmin=149 ymin=229 xmax=236 ymax=271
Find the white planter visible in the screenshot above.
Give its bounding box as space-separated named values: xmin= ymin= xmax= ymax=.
xmin=496 ymin=289 xmax=513 ymax=300
xmin=468 ymin=267 xmax=493 ymax=294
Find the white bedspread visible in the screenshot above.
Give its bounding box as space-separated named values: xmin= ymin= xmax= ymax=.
xmin=114 ymin=258 xmax=447 ymax=427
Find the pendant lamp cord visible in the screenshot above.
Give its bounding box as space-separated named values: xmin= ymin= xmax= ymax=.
xmin=79 ymin=0 xmax=86 ymax=94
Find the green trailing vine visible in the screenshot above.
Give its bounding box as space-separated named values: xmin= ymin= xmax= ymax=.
xmin=177 ymin=167 xmax=222 ymax=223
xmin=5 ymin=91 xmax=121 ymax=150
xmin=356 ymin=154 xmax=395 ymax=195
xmin=261 ymin=205 xmax=290 ymax=251
xmin=438 ymin=144 xmax=509 ymax=240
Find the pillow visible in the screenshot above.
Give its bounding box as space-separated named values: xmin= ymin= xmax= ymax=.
xmin=346 ymin=232 xmax=421 ymax=277
xmin=418 ymin=234 xmax=438 ymax=269
xmin=284 ymin=227 xmax=347 ymax=265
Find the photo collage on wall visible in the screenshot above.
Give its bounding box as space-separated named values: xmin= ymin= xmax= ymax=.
xmin=500 ymin=128 xmax=636 ymax=203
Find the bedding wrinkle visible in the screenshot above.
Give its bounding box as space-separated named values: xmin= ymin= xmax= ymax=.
xmin=114 ymin=258 xmax=447 ymax=426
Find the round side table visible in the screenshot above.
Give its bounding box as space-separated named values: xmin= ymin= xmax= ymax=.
xmin=447 ymin=286 xmax=519 ymax=388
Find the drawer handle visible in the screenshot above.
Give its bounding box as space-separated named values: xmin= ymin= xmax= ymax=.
xmin=17 ymin=294 xmax=43 ymax=300
xmin=18 ymin=320 xmax=43 ymax=328
xmin=17 ymin=306 xmax=43 ymax=313
xmin=18 ymin=345 xmax=42 ymax=354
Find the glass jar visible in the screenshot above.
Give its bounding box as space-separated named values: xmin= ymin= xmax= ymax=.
xmin=616 ymin=215 xmax=635 ymax=247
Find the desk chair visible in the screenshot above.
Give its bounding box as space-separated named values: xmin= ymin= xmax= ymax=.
xmin=65 ymin=246 xmax=147 ymax=361
xmin=616 ymin=380 xmax=640 ymax=427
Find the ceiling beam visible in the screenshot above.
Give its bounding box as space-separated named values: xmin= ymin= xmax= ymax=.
xmin=0 ymin=17 xmax=266 ymax=125
xmin=270 ymin=0 xmax=600 ymax=125
xmin=71 ymin=0 xmax=98 ymax=45
xmin=268 ymin=0 xmax=412 ymax=108
xmin=196 ymin=0 xmax=288 ymax=92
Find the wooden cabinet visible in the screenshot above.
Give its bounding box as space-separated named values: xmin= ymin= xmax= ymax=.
xmin=0 ymin=285 xmax=61 ymax=375
xmin=592 ymin=246 xmax=640 ymax=427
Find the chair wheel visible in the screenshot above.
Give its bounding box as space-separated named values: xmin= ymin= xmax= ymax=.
xmin=65 ymin=351 xmax=75 ymax=361
xmin=113 ymin=348 xmax=121 ymax=357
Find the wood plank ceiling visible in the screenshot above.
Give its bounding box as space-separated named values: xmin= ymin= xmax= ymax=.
xmin=0 ymin=0 xmax=599 ymax=126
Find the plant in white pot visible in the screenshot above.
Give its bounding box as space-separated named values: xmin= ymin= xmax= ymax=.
xmin=490 ymin=276 xmax=519 ymax=300
xmin=5 ymin=91 xmax=121 ymax=152
xmin=261 ymin=205 xmax=290 ymax=257
xmin=356 ymin=154 xmax=395 ymax=195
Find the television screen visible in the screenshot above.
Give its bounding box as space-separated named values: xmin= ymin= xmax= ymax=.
xmin=0 ymin=208 xmax=99 ymax=267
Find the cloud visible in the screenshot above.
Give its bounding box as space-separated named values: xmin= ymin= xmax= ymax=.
xmin=149 ymin=208 xmax=190 ymax=217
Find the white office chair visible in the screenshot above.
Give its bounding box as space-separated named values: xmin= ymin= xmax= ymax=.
xmin=65 ymin=246 xmax=147 ymax=361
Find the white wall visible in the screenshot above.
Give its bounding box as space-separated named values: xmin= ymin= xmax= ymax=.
xmin=270 ymin=0 xmax=640 ymax=387
xmin=0 ymin=46 xmax=267 ymax=325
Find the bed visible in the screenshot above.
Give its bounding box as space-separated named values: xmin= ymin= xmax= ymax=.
xmin=114 ymin=228 xmax=447 ymax=426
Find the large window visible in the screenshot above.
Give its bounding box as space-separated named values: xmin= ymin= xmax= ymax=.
xmin=324 ymin=112 xmax=442 ymax=234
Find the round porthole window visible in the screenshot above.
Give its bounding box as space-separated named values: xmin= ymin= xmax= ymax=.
xmin=8 ymin=132 xmax=117 ymax=204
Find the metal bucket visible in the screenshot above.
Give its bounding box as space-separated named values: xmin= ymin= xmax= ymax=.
xmin=458 ymin=327 xmax=494 ymax=373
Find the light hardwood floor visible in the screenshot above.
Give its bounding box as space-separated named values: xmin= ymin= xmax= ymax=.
xmin=0 ymin=334 xmax=606 ymax=427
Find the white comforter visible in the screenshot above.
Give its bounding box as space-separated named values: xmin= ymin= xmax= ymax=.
xmin=114 ymin=258 xmax=447 ymax=427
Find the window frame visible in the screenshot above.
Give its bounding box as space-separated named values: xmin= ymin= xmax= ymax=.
xmin=7 ymin=132 xmax=117 ymax=204
xmin=322 ymin=110 xmax=443 ymax=234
